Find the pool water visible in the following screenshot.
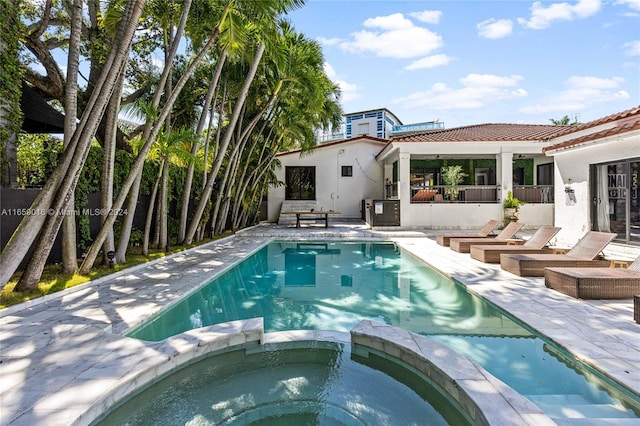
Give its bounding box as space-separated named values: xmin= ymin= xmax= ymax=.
xmin=128 ymin=241 xmax=640 ymax=420
xmin=96 ymin=342 xmax=471 ymax=426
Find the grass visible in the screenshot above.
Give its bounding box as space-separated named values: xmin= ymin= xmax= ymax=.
xmin=0 ymin=233 xmax=232 ymax=309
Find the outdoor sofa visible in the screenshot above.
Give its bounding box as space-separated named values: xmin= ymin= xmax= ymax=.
xmin=469 ymin=226 xmax=561 ymax=263
xmin=544 ymin=255 xmax=640 ymax=299
xmin=499 ymin=231 xmax=617 ymax=276
xmin=449 ymin=221 xmax=523 ymax=253
xmin=436 ymin=219 xmax=500 ymax=247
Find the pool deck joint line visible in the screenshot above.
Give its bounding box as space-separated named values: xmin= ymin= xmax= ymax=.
xmin=0 ymin=223 xmax=638 ymax=425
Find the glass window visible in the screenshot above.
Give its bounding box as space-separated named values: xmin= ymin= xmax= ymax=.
xmin=341 ymin=166 xmax=353 ymax=177
xmin=285 ymin=166 xmax=315 ymax=200
xmin=537 ymin=163 xmax=554 ymax=185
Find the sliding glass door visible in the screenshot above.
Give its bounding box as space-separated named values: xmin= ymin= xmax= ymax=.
xmin=591 ymin=159 xmax=640 ymax=245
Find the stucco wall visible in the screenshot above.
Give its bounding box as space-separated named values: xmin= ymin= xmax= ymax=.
xmin=551 ymin=134 xmax=639 ymax=246
xmin=268 ymin=139 xmax=385 ymax=222
xmin=402 ymin=202 xmax=553 ymax=230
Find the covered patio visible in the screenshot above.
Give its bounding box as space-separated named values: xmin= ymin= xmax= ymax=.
xmin=376 ymin=123 xmax=563 ymax=229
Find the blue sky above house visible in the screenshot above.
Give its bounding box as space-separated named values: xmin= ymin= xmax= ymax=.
xmin=287 ymin=0 xmax=640 ymax=128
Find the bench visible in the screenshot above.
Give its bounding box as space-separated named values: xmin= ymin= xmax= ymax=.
xmin=281 ymin=210 xmax=341 ymax=228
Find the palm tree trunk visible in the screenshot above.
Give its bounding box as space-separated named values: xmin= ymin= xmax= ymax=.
xmin=178 ymin=52 xmax=226 ymax=243
xmin=79 ymin=21 xmax=221 ymax=275
xmin=101 ymin=66 xmax=125 ymax=264
xmin=7 ymin=0 xmax=145 ymax=290
xmin=61 ymin=0 xmax=83 ymax=274
xmin=159 ymin=155 xmax=169 ymax=250
xmin=115 ymin=170 xmax=141 ymax=263
xmin=142 ymin=162 xmax=162 ymax=256
xmin=184 ymin=42 xmax=266 ymax=245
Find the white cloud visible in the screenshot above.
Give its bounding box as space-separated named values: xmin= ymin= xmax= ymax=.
xmin=461 ymin=74 xmax=524 ymax=87
xmin=517 ymin=0 xmax=602 ymax=30
xmin=339 ymin=13 xmax=443 ymax=58
xmin=622 ymin=40 xmax=640 ymax=55
xmin=317 ymin=36 xmax=343 ymax=46
xmin=409 ymin=10 xmax=443 ymax=24
xmin=405 ymin=54 xmax=454 ymax=70
xmin=391 ymin=74 xmax=527 ymax=109
xmin=518 ymin=75 xmax=629 ymax=113
xmin=477 ymin=18 xmax=513 ymax=39
xmin=323 ymin=62 xmax=361 ymax=102
xmin=615 ymin=0 xmax=640 ymax=11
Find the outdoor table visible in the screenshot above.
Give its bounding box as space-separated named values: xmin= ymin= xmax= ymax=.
xmin=282 ymin=210 xmax=341 ymax=228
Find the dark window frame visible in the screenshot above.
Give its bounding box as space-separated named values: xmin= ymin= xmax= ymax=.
xmin=285 ymin=166 xmax=316 ymax=200
xmin=341 ymin=165 xmax=353 ymax=177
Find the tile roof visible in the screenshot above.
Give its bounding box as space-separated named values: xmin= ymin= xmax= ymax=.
xmin=543 ymin=111 xmax=640 ymax=153
xmin=391 ymin=123 xmax=570 ymax=142
xmin=548 ymin=104 xmax=640 ymax=138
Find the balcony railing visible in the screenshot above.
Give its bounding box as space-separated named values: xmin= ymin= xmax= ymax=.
xmin=387 ymin=184 xmax=554 ymax=204
xmin=513 ymin=185 xmax=554 ymax=203
xmin=410 ymin=185 xmax=500 ymax=203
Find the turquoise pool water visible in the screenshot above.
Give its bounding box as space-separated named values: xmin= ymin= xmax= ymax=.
xmin=128 ymin=241 xmax=640 ymax=420
xmin=96 ymin=341 xmax=472 ymax=425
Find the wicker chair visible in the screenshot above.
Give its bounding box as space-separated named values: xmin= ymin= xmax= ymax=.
xmin=500 ymin=231 xmax=617 ymax=276
xmin=436 ymin=219 xmax=500 ymax=247
xmin=469 ymin=226 xmax=561 ymax=263
xmin=449 ymin=222 xmax=523 ymax=253
xmin=544 ymin=256 xmax=640 ymax=299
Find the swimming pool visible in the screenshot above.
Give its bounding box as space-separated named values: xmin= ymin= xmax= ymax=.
xmin=128 ymin=241 xmax=640 ymax=421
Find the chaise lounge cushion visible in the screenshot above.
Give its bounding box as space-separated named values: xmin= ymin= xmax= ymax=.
xmin=449 ymin=221 xmax=523 ymax=253
xmin=436 ymin=219 xmax=500 ymax=247
xmin=469 ymin=226 xmax=561 ymax=263
xmin=500 ymin=231 xmax=617 ymax=276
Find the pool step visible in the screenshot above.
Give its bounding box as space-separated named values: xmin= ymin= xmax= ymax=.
xmin=554 ymin=419 xmax=640 ymax=425
xmin=526 ymin=394 xmax=637 ymax=420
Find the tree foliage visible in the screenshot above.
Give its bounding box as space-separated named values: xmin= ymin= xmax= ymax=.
xmin=2 ymin=0 xmax=343 ymax=291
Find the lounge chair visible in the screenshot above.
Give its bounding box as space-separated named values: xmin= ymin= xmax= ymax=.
xmin=436 ymin=219 xmax=500 ymax=246
xmin=469 ymin=226 xmax=561 ymax=263
xmin=544 ymin=255 xmax=640 ymax=299
xmin=449 ymin=222 xmax=523 ymax=253
xmin=500 ymin=231 xmax=616 ymax=276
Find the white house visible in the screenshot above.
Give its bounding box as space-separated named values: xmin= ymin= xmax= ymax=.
xmin=542 ymin=106 xmax=640 ymax=247
xmin=267 ymin=135 xmax=388 ymax=223
xmin=267 ymin=105 xmax=640 ymax=249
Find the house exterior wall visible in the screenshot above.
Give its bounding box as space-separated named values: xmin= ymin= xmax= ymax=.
xmin=400 ymin=203 xmax=553 ymax=229
xmin=268 ymin=139 xmax=385 ymax=222
xmin=550 ymin=133 xmax=639 ymax=246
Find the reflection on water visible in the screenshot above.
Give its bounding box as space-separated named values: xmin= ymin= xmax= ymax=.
xmin=128 ymin=241 xmax=640 ymax=419
xmin=131 ymin=241 xmax=524 ymax=340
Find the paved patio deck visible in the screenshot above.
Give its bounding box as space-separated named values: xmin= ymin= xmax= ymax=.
xmin=1 ymin=222 xmax=638 ymax=425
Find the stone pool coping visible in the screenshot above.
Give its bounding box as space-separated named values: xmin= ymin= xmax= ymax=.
xmin=81 ymin=318 xmax=553 ymax=426
xmin=1 ymin=224 xmax=638 ymax=425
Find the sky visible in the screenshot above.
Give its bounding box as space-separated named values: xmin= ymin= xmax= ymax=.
xmin=287 ymin=0 xmax=640 ymax=128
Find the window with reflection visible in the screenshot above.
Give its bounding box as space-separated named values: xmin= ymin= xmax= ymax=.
xmin=285 ymin=166 xmax=315 ymax=200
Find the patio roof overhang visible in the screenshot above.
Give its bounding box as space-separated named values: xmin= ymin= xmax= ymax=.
xmin=376 ymin=140 xmax=554 ymax=163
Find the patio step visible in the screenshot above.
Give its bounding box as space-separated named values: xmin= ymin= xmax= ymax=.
xmin=525 ymin=394 xmax=638 ymax=420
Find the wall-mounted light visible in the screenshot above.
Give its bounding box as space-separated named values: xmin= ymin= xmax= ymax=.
xmin=565 ymin=178 xmax=574 ymax=193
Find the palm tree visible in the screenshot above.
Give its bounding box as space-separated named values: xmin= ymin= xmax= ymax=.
xmin=6 ymin=0 xmax=146 ymax=291
xmin=549 ymin=114 xmax=580 ymax=125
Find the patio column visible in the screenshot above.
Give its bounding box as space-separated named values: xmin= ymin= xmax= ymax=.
xmin=399 ymin=152 xmax=411 ymax=226
xmin=499 ymin=151 xmax=513 ymax=202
